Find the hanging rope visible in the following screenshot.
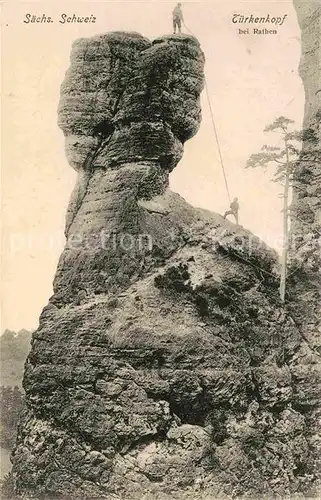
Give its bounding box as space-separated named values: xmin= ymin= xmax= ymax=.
xmin=183 ymin=21 xmax=231 ymax=204
xmin=204 ymin=78 xmax=231 ymax=204
xmin=182 ymin=21 xmax=194 ymax=36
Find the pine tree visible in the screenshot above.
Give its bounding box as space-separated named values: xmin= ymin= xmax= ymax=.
xmin=246 ymin=116 xmax=302 ymax=302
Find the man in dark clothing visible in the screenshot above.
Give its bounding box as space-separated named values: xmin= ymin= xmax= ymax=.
xmin=224 ymin=197 xmax=239 ymax=224
xmin=173 ymin=3 xmax=183 ymax=34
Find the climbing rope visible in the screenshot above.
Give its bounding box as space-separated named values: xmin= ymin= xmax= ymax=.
xmin=182 ymin=21 xmax=194 ymax=36
xmin=183 ymin=21 xmax=232 ymax=204
xmin=204 ymin=79 xmax=231 ymax=204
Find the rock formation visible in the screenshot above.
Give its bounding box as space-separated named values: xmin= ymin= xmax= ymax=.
xmin=11 ymin=30 xmax=320 ymax=499
xmin=289 ymin=2 xmax=321 ymax=322
xmin=288 ymin=1 xmax=321 ymax=492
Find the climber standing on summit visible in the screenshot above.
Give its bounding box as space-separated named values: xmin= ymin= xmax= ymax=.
xmin=224 ymin=197 xmax=239 ymax=225
xmin=173 ymin=3 xmax=184 ymax=34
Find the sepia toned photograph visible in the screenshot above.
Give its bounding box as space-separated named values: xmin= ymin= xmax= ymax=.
xmin=1 ymin=0 xmax=320 ymax=498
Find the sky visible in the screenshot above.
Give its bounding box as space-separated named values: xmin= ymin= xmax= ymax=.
xmin=1 ymin=0 xmax=305 ymax=332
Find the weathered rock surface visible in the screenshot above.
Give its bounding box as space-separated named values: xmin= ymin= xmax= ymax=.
xmin=290 ymin=2 xmax=321 ymax=320
xmin=291 ymin=1 xmax=321 ymax=256
xmin=11 ymin=30 xmax=320 ymax=499
xmin=288 ymin=2 xmax=321 ymax=494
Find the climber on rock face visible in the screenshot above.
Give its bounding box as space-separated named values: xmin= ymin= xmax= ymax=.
xmin=173 ymin=2 xmax=184 ymax=34
xmin=223 ymin=197 xmax=239 ymax=224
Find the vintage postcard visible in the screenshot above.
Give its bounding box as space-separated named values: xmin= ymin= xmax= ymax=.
xmin=1 ymin=0 xmax=320 ymax=498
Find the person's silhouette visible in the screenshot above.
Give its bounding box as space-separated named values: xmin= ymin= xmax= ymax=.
xmin=223 ymin=197 xmax=239 ymax=224
xmin=172 ymin=3 xmax=184 ymax=34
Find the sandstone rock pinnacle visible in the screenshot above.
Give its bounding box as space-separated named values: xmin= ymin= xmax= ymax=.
xmin=11 ymin=31 xmax=320 ymax=499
